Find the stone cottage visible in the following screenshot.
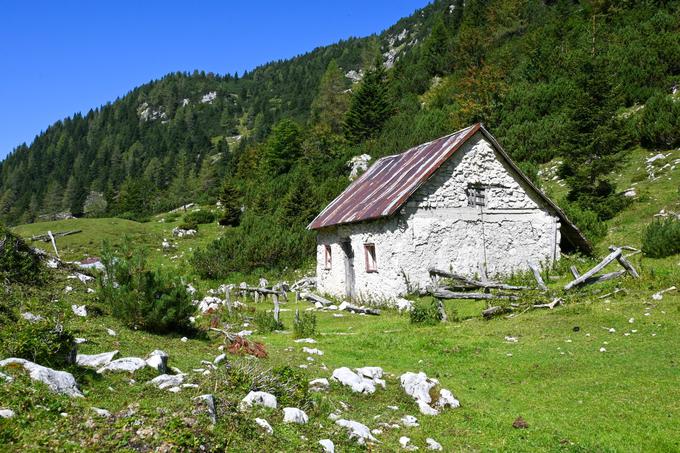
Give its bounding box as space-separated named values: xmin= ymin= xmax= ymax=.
xmin=307 ymin=123 xmax=591 ymax=302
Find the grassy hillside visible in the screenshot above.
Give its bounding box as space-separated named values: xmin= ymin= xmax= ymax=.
xmin=2 ymin=142 xmax=678 ymax=451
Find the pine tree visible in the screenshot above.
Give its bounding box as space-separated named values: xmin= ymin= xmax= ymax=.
xmin=344 ymin=57 xmax=392 ymax=143
xmin=311 ymin=60 xmax=349 ymax=133
xmin=261 ymin=119 xmax=303 ymax=175
xmin=423 ymin=15 xmax=450 ymax=76
xmin=217 ymin=179 xmax=241 ymax=227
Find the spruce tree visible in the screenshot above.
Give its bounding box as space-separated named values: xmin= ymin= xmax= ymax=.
xmin=344 ymin=57 xmax=392 ymax=143
xmin=217 ymin=179 xmax=241 ymax=227
xmin=311 ymin=60 xmax=349 ymax=133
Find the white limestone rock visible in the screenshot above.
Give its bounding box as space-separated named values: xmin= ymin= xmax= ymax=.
xmin=0 ymin=358 xmax=83 ymax=397
xmin=76 ymin=350 xmax=119 ymax=369
xmin=145 ymin=350 xmax=169 ymax=373
xmin=331 ymin=367 xmax=376 ymax=394
xmin=335 ymin=419 xmax=377 ymax=445
xmin=400 ymin=436 xmax=418 ymax=450
xmin=214 ymin=353 xmax=227 ymax=365
xmin=240 ymin=391 xmax=277 ymax=410
xmin=71 ymin=304 xmax=87 ymax=317
xmin=197 ymin=296 xmax=222 ymax=314
xmin=347 ymin=154 xmax=371 ymax=181
xmin=91 ymin=407 xmax=111 ymax=418
xmin=302 ymin=347 xmax=324 ymax=356
xmin=21 ymin=312 xmax=44 ymax=323
xmin=283 ymin=407 xmax=308 ymax=424
xmin=395 ymin=298 xmax=413 ymax=312
xmin=319 ymin=439 xmax=335 ymax=453
xmin=255 ymin=417 xmax=273 ymax=434
xmin=0 ymin=371 xmax=13 ymax=382
xmin=400 ymin=371 xmax=459 ymax=415
xmin=294 ymin=338 xmax=317 ymax=344
xmin=0 ymin=409 xmax=15 ymax=418
xmin=97 ymin=357 xmax=147 ymax=374
xmin=401 ymin=414 xmax=419 ymax=427
xmin=309 ymin=378 xmax=330 ymax=392
xmin=426 ymin=438 xmax=443 ymax=450
xmin=194 ymin=394 xmax=217 ymax=423
xmin=106 ymin=328 xmax=117 ymax=337
xmin=356 ymin=366 xmax=383 ymax=380
xmin=149 ymin=374 xmax=184 ymax=390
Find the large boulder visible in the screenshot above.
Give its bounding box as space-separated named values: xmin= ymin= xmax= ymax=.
xmin=331 ymin=367 xmax=378 ymax=394
xmin=0 ymin=358 xmax=83 ymax=397
xmin=76 ymin=350 xmax=119 ymax=369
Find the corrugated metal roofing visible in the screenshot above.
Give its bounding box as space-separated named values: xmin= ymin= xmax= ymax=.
xmin=308 ymin=124 xmax=481 ymax=230
xmin=308 ymin=123 xmax=592 ymax=254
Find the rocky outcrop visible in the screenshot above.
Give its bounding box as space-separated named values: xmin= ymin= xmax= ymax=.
xmin=0 ymin=358 xmax=83 ymax=397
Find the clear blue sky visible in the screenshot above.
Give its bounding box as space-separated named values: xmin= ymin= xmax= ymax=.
xmin=0 ymin=0 xmax=429 ymax=160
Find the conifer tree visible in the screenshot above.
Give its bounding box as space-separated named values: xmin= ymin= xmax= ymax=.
xmin=311 ymin=60 xmax=349 ymax=133
xmin=217 ymin=179 xmax=241 ymax=226
xmin=344 ymin=57 xmax=392 ymax=143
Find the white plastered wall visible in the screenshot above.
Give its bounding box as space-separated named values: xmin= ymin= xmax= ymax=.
xmin=315 ymin=132 xmax=560 ymax=302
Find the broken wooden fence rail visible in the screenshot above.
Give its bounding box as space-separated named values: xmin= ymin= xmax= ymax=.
xmin=564 ymin=248 xmax=623 ymax=291
xmin=527 ymin=262 xmax=548 ymax=291
xmin=298 ymin=292 xmax=380 ymax=316
xmin=482 ymin=306 xmax=512 ymax=319
xmin=428 ymin=268 xmax=529 ymax=291
xmin=30 ymin=230 xmax=82 ymax=242
xmin=431 ymin=288 xmax=519 ymax=301
xmin=608 ymin=246 xmax=640 ymax=279
xmin=533 ymin=298 xmax=563 ymax=309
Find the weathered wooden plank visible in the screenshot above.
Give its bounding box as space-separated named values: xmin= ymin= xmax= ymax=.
xmin=299 ymin=292 xmax=333 ymax=307
xmin=432 ymin=289 xmax=518 ymax=301
xmin=564 ymin=248 xmax=622 ymax=291
xmin=31 ymin=230 xmax=82 ymax=242
xmin=428 ymin=268 xmax=528 ymax=291
xmin=527 ymin=262 xmax=547 ymax=291
xmin=570 ymin=265 xmax=580 ymax=279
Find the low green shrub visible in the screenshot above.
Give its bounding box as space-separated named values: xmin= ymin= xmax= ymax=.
xmin=178 ymin=220 xmax=198 ymax=231
xmin=636 ymin=93 xmax=680 ymax=149
xmin=100 ymin=240 xmax=196 ymax=334
xmin=184 ymin=210 xmax=216 ymax=225
xmin=293 ymin=310 xmax=317 ymax=338
xmin=253 ymin=310 xmax=284 ymax=333
xmin=0 ymin=316 xmax=76 ymax=368
xmin=0 ymin=224 xmax=43 ymax=284
xmin=410 ymin=299 xmax=443 ymax=325
xmin=561 ymin=202 xmax=608 ymax=244
xmin=642 ymin=218 xmax=680 ymax=258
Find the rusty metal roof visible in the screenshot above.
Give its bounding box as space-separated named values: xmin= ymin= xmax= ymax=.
xmin=308 ymin=124 xmax=481 ymax=230
xmin=308 ymin=123 xmax=592 ymax=254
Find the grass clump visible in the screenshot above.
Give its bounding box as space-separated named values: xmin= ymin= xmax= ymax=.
xmin=409 ymin=299 xmax=443 ymax=325
xmin=293 ymin=309 xmax=316 ymax=339
xmin=183 ymin=210 xmax=216 ymax=225
xmin=0 ymin=224 xmax=43 ymax=284
xmin=253 ymin=310 xmax=284 ymax=333
xmin=100 ymin=239 xmax=196 ymax=334
xmin=642 ymin=218 xmax=680 ymax=258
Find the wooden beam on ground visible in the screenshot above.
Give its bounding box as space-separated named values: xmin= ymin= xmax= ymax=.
xmin=564 ymin=248 xmax=622 ymax=291
xmin=31 ymin=230 xmax=82 ymax=242
xmin=343 ymin=304 xmax=380 ymax=316
xmin=482 ymin=306 xmax=512 ymax=319
xmin=299 ymin=292 xmax=333 ymax=307
xmin=608 ymin=246 xmax=640 ymax=278
xmin=527 ymin=262 xmax=548 ymax=291
xmin=533 ymin=298 xmax=563 ymax=309
xmin=583 ymin=269 xmax=627 ymax=285
xmin=428 ymin=268 xmax=529 ymax=291
xmin=432 ymin=289 xmax=518 ymax=301
xmin=570 ymin=266 xmax=580 ymax=279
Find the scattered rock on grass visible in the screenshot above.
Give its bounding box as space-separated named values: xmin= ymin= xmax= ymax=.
xmin=294 ymin=338 xmax=317 ymax=344
xmin=401 ymin=415 xmax=419 ymax=427
xmin=21 ymin=312 xmax=44 ymax=323
xmin=400 ymin=372 xmax=460 ymax=415
xmin=309 ymin=378 xmax=330 ymax=392
xmin=336 ymin=419 xmax=377 ymax=445
xmin=194 ymin=394 xmax=217 ymax=424
xmin=97 ymin=357 xmax=147 ymax=374
xmin=91 ymin=407 xmax=111 ymax=418
xmin=240 ymin=391 xmax=277 ymax=410
xmin=145 ymin=350 xmax=169 ymax=373
xmin=283 ymin=407 xmax=308 ymax=424
xmin=302 ymin=347 xmax=324 ymax=356
xmin=76 ymin=351 xmax=119 ymax=369
xmin=319 ymin=438 xmax=335 ymax=453
xmin=332 ymin=367 xmax=380 ymax=394
xmin=255 ymin=417 xmax=273 ymax=434
xmin=400 ymin=436 xmax=418 ymax=450
xmin=149 ymin=374 xmax=185 ymax=390
xmin=426 ymin=438 xmax=443 ymax=450
xmin=0 ymin=358 xmax=83 ymax=397
xmin=0 ymin=409 xmax=15 ymax=418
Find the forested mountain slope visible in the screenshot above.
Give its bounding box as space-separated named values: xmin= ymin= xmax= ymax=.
xmin=1 ymin=0 xmax=679 ymax=276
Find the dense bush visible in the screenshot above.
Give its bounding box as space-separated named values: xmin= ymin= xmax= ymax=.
xmin=637 ymin=93 xmax=680 ymax=149
xmin=642 ymin=218 xmax=680 ymax=258
xmin=100 ymin=240 xmax=196 ymax=334
xmin=561 ymin=202 xmax=608 ymax=245
xmin=293 ymin=310 xmax=317 ymax=339
xmin=184 ymin=210 xmax=217 ymax=225
xmin=409 ymin=299 xmax=443 ymax=325
xmin=178 ymin=220 xmax=198 ymax=231
xmin=0 ymin=225 xmax=43 ymax=284
xmin=253 ymin=310 xmax=284 ymax=333
xmin=0 ymin=316 xmax=75 ymax=368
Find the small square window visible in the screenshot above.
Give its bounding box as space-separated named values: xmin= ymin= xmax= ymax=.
xmin=323 ymin=245 xmax=332 ymax=270
xmin=364 ymin=244 xmax=377 ymax=273
xmin=467 ymin=185 xmax=486 ymax=207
